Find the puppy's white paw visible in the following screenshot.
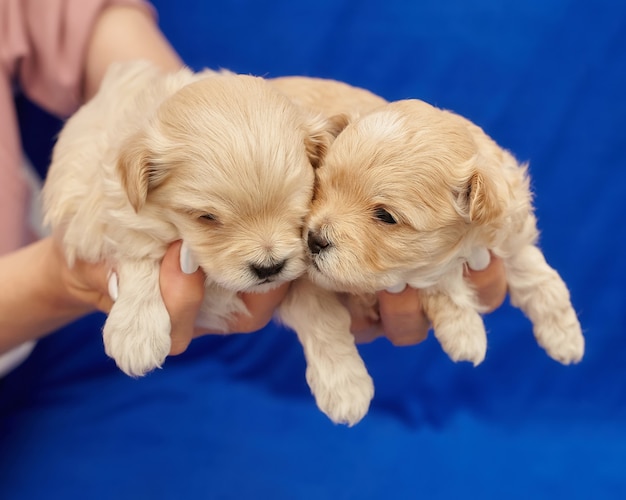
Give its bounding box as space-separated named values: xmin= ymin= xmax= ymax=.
xmin=435 ymin=314 xmax=487 ymax=366
xmin=103 ymin=305 xmax=172 ymax=377
xmin=306 ymin=358 xmax=374 ymax=426
xmin=439 ymin=331 xmax=487 ymax=366
xmin=534 ymin=307 xmax=584 ymax=365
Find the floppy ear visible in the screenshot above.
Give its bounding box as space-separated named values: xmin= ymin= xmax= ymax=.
xmin=455 ymin=163 xmax=504 ymax=225
xmin=304 ymin=113 xmax=350 ymax=168
xmin=465 ymin=169 xmax=503 ymax=224
xmin=117 ymin=132 xmax=170 ymax=212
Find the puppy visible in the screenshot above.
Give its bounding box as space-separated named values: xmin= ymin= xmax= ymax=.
xmin=43 ymin=61 xmax=334 ymax=378
xmin=305 ymin=99 xmax=584 ymax=376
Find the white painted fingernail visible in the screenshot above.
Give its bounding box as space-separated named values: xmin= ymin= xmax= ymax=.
xmin=386 ymin=282 xmax=407 ymax=294
xmin=107 ymin=271 xmax=119 ymax=301
xmin=179 ymin=240 xmax=199 ymax=274
xmin=467 ymin=247 xmax=491 ymax=271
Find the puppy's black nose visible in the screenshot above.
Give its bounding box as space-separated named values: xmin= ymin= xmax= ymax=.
xmin=250 ymin=260 xmax=286 ymax=280
xmin=307 ymin=231 xmax=331 ymax=255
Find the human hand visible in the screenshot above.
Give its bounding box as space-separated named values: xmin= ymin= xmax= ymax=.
xmin=160 ymin=241 xmax=289 ymax=355
xmin=345 ymin=254 xmax=508 ymax=346
xmin=61 ymin=240 xmax=287 ymax=356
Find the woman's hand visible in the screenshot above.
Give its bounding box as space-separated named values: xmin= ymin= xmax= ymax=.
xmin=158 ymin=241 xmax=289 ymax=355
xmin=347 ymin=254 xmax=508 ymax=345
xmin=63 ymin=240 xmax=288 ymax=357
xmin=58 ymin=242 xmax=507 ymax=356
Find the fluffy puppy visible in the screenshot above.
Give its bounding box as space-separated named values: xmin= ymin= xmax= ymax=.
xmin=305 ymin=99 xmax=584 ymax=373
xmin=43 ymin=61 xmax=334 ymax=378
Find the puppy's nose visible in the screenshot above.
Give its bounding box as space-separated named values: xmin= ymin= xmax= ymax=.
xmin=250 ymin=260 xmax=286 ymax=280
xmin=307 ymin=231 xmax=331 ymax=255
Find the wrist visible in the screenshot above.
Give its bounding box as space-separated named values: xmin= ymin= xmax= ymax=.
xmin=48 ymin=239 xmax=97 ymax=316
xmin=0 ymin=238 xmax=95 ymax=352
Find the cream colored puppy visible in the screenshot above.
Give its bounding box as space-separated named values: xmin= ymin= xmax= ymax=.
xmin=43 ymin=61 xmax=334 ymax=378
xmin=305 ymin=99 xmax=584 ymax=371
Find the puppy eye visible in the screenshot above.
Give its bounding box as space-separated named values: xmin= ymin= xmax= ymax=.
xmin=374 ymin=207 xmax=397 ymax=225
xmin=199 ymin=213 xmax=217 ymax=223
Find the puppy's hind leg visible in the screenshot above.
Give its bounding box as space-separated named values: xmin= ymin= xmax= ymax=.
xmin=422 ymin=290 xmax=488 ymax=366
xmin=505 ymin=245 xmax=584 ymax=364
xmin=103 ymin=259 xmax=172 ymax=377
xmin=278 ymin=279 xmax=374 ymax=426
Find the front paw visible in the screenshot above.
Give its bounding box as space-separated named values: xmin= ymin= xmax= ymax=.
xmin=534 ymin=307 xmax=584 ymax=365
xmin=306 ymin=358 xmax=374 ymax=426
xmin=103 ymin=305 xmax=172 ymax=377
xmin=434 ymin=313 xmax=487 ymax=366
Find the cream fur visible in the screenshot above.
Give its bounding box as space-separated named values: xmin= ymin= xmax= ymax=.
xmin=43 ymin=62 xmax=334 ymax=381
xmin=270 ymin=76 xmax=387 ymax=425
xmin=305 ymin=98 xmax=584 ymax=373
xmin=45 ymin=63 xmax=383 ymax=426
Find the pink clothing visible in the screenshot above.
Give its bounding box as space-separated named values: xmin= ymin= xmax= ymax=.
xmin=0 ymin=0 xmax=152 ymax=255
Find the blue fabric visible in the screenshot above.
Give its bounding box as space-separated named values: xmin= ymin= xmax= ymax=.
xmin=3 ymin=0 xmax=626 ymax=497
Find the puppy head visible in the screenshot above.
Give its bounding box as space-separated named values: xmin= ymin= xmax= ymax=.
xmin=117 ymin=73 xmax=336 ymax=292
xmin=306 ymin=99 xmax=510 ymax=293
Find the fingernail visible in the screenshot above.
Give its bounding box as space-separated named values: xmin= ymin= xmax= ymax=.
xmin=386 ymin=282 xmax=407 ymax=294
xmin=107 ymin=271 xmax=119 ymax=301
xmin=179 ymin=240 xmax=199 ymax=274
xmin=467 ymin=247 xmax=491 ymax=271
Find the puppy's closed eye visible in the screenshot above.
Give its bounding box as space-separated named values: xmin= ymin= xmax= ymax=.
xmin=198 ymin=213 xmax=218 ymax=223
xmin=373 ymin=207 xmax=397 ymax=225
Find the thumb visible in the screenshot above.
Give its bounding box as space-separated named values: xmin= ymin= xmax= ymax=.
xmin=159 ymin=240 xmax=205 ymax=355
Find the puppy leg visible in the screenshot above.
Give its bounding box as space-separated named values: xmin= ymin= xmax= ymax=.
xmin=505 ymin=245 xmax=584 ymax=364
xmin=103 ymin=259 xmax=172 ymax=377
xmin=278 ymin=279 xmax=374 ymax=426
xmin=422 ymin=291 xmax=487 ymax=366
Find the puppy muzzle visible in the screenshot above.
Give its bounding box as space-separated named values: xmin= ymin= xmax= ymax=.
xmin=249 ymin=260 xmax=286 ymax=280
xmin=307 ymin=231 xmax=332 ymax=255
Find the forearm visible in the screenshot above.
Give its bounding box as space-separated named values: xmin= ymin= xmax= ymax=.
xmin=0 ymin=238 xmax=95 ymax=353
xmin=83 ymin=5 xmax=184 ymax=101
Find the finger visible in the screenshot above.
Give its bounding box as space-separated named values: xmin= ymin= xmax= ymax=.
xmin=159 ymin=241 xmax=206 ymax=355
xmin=229 ymin=282 xmax=290 ymax=333
xmin=351 ymin=324 xmax=385 ymax=344
xmin=465 ymin=253 xmax=508 ymax=312
xmin=337 ymin=293 xmax=384 ymax=344
xmin=378 ymin=286 xmax=430 ymax=346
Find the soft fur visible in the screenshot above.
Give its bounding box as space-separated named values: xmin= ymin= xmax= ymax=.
xmin=43 ymin=61 xmax=338 ymax=378
xmin=45 ymin=64 xmax=582 ymax=428
xmin=270 ymin=76 xmax=387 ymax=425
xmin=44 ymin=63 xmax=392 ymax=427
xmin=297 ymin=97 xmax=584 ymax=423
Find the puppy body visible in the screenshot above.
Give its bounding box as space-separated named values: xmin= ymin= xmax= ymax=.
xmin=44 ymin=61 xmax=330 ymax=377
xmin=266 ymin=77 xmax=389 ymax=425
xmin=306 ymin=99 xmax=584 ymax=371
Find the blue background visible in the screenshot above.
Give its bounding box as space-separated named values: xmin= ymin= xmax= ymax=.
xmin=2 ymin=0 xmax=625 ymax=498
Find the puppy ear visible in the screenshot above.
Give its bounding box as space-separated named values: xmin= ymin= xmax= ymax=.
xmin=327 ymin=113 xmax=351 ymax=137
xmin=465 ymin=170 xmax=503 ymax=224
xmin=455 ymin=165 xmax=503 ymax=225
xmin=304 ymin=113 xmax=350 ymax=168
xmin=117 ymin=132 xmax=169 ymax=212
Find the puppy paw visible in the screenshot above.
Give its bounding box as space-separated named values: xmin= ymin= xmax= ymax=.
xmin=434 ymin=314 xmax=487 ymax=366
xmin=103 ymin=307 xmax=172 ymax=377
xmin=306 ymin=358 xmax=374 ymax=426
xmin=534 ymin=307 xmax=584 ymax=364
xmin=439 ymin=330 xmax=487 ymax=366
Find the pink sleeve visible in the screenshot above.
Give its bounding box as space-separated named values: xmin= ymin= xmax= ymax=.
xmin=0 ymin=0 xmax=154 ymax=254
xmin=9 ymin=0 xmax=155 ymax=118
